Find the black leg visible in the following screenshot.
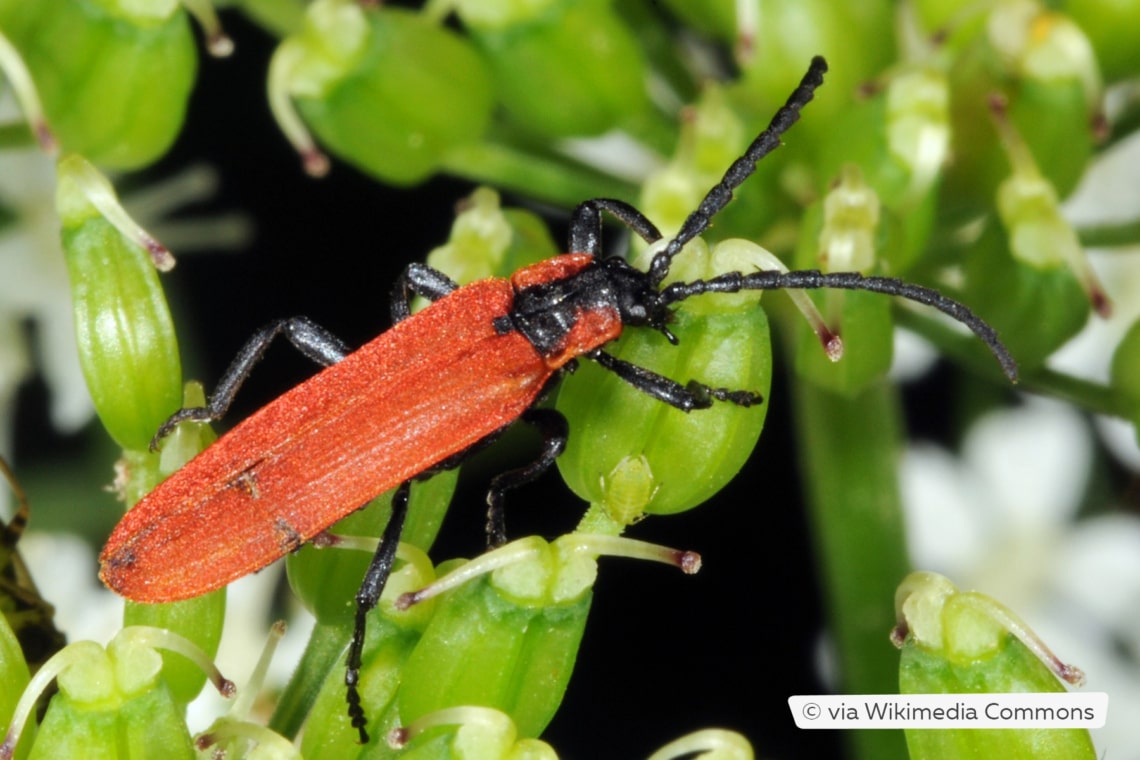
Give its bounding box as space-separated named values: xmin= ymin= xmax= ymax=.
xmin=485 ymin=408 xmax=569 ymax=547
xmin=345 ymin=480 xmax=410 ymax=744
xmin=648 ymin=56 xmax=828 ymax=287
xmin=568 ymin=198 xmax=664 ymax=258
xmin=390 ymin=262 xmax=459 ymax=324
xmin=150 ymin=316 xmax=351 ymax=449
xmin=589 ymin=349 xmax=763 ymax=412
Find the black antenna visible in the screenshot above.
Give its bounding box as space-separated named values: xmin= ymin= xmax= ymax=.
xmin=648 ymin=55 xmax=829 ymax=288
xmin=660 ymin=269 xmax=1019 ymax=382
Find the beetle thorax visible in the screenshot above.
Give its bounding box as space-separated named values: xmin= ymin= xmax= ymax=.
xmin=502 ymin=257 xmax=670 ymax=358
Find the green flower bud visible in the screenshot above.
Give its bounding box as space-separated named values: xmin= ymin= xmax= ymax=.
xmin=393 ymin=534 xmax=697 ymax=738
xmin=813 ymin=70 xmax=943 ymax=271
xmin=990 ymin=96 xmax=1110 ymax=317
xmin=397 ymin=571 xmax=590 ymax=739
xmin=389 ymin=706 xmax=557 ymax=760
xmin=639 ymin=86 xmax=757 ymax=242
xmin=893 ymin=572 xmax=1096 ymax=760
xmin=270 ymin=1 xmax=493 ymax=183
xmin=286 ymin=473 xmax=458 ymax=626
xmin=299 ymin=610 xmax=425 ymax=758
xmin=2 ymin=627 xmax=235 ymax=760
xmin=557 ymin=238 xmax=772 ymax=517
xmin=122 ymin=596 xmax=224 ymax=706
xmin=455 ymin=0 xmax=650 ymax=138
xmin=0 ymin=0 xmax=213 ymax=168
xmin=423 ymin=188 xmax=559 ymax=290
xmin=57 ymin=155 xmax=182 ymax=452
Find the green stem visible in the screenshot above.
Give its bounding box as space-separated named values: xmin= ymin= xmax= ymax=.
xmin=0 ymin=123 xmax=38 ymax=150
xmin=1077 ymin=218 xmax=1140 ymax=248
xmin=268 ymin=620 xmax=351 ymax=739
xmin=794 ymin=379 xmax=910 ymax=760
xmin=439 ymin=140 xmax=639 ymax=209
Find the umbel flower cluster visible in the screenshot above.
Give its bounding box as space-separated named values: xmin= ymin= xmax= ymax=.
xmin=0 ymin=1 xmax=1137 ymax=758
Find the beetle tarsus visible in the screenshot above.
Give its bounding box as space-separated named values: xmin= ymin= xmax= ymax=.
xmin=485 ymin=408 xmax=568 ymax=546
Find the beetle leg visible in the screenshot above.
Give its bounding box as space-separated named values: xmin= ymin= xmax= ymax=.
xmin=568 ymin=199 xmax=663 ymax=258
xmin=150 ymin=317 xmax=351 ymax=450
xmin=390 ymin=262 xmax=459 ymax=324
xmin=345 ymin=480 xmax=410 ymax=744
xmin=485 ymin=408 xmax=569 ymax=547
xmin=589 ymin=349 xmax=763 ymax=412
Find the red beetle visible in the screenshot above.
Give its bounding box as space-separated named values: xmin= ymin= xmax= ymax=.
xmin=100 ymin=56 xmax=1015 ymax=741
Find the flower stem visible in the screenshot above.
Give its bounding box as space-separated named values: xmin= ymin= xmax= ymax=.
xmin=794 ymin=379 xmax=910 ymax=760
xmin=439 ymin=140 xmax=639 ymax=208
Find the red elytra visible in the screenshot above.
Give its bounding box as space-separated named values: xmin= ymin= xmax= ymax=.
xmin=98 ymin=254 xmax=615 ymax=602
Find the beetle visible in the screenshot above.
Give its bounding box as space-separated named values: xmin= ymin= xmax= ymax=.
xmin=99 ymin=56 xmax=1016 ymax=742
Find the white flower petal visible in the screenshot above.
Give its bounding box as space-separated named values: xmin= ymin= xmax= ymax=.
xmin=963 ymin=399 xmax=1090 ymax=529
xmin=900 ymin=443 xmax=991 ymax=576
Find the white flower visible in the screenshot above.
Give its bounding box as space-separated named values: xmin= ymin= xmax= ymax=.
xmin=901 ymin=398 xmax=1140 ymax=759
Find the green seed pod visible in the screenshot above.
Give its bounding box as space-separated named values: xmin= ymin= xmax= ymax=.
xmin=393 ymin=534 xmax=697 ymax=740
xmin=557 ymin=239 xmax=771 ymax=517
xmin=962 ymin=220 xmax=1089 ymax=371
xmin=397 ymin=573 xmax=590 ymax=739
xmin=893 ymin=572 xmax=1096 ymax=760
xmin=122 ymin=596 xmax=224 ymax=706
xmin=286 ymin=472 xmax=458 ymax=626
xmin=56 ymin=155 xmax=182 ymax=452
xmin=0 ymin=0 xmax=204 ymax=169
xmin=270 ymin=0 xmax=493 ymax=183
xmin=2 ymin=627 xmax=234 ymax=760
xmin=299 ymin=603 xmax=426 ymax=757
xmin=817 ymin=67 xmax=949 ymax=204
xmin=1066 ymin=0 xmax=1140 ymax=81
xmin=454 ymin=0 xmax=650 ymax=138
xmin=940 ymin=4 xmax=1099 ymax=222
xmin=736 ymin=0 xmax=896 ymax=150
xmin=114 ymin=383 xmax=223 ymax=707
xmin=0 ymin=615 xmax=33 ymax=760
xmin=390 ymin=706 xmax=558 ymax=760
